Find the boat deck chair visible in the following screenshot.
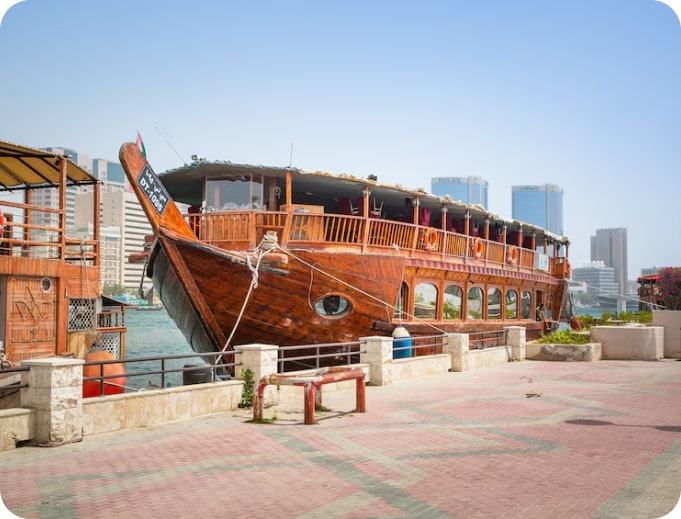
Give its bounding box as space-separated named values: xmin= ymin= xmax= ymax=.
xmin=338 ymin=197 xmax=358 ymax=215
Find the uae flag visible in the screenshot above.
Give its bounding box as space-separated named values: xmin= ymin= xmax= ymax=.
xmin=136 ymin=131 xmax=147 ymax=158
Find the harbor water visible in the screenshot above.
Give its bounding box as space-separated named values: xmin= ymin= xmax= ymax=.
xmin=123 ymin=308 xmax=197 ymax=390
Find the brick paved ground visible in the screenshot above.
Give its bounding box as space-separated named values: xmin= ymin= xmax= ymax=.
xmin=2 ymin=359 xmax=681 ymax=519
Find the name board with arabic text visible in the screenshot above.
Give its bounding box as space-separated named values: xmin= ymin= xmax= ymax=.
xmin=137 ymin=164 xmax=170 ymax=216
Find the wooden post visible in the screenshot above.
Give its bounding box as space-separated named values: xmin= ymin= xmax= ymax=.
xmin=356 ymin=377 xmax=366 ymax=413
xmin=304 ymin=383 xmax=316 ymax=425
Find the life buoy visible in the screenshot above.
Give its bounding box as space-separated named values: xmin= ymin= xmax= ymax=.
xmin=506 ymin=246 xmax=518 ymax=266
xmin=472 ymin=237 xmax=483 ymax=259
xmin=565 ymin=262 xmax=572 ymax=279
xmin=423 ymin=228 xmax=438 ymax=252
xmin=0 ymin=208 xmax=4 ymax=236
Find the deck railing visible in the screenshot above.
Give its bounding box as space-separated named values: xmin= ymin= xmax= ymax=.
xmin=184 ymin=209 xmax=565 ymax=278
xmin=0 ymin=200 xmax=98 ymax=265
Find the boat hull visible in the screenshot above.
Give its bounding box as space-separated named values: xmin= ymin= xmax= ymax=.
xmin=150 ymin=235 xmax=405 ymax=352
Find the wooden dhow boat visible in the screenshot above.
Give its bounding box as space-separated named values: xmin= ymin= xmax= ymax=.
xmin=120 ymin=143 xmax=572 ymax=363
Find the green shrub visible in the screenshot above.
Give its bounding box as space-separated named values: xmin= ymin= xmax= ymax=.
xmin=600 ymin=311 xmax=652 ymax=325
xmin=577 ymin=314 xmax=597 ymax=330
xmin=239 ymin=368 xmax=255 ymax=408
xmin=536 ymin=329 xmax=590 ymax=344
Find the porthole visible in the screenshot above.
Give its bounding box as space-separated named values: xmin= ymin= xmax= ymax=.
xmin=41 ymin=278 xmax=53 ymax=293
xmin=314 ymin=294 xmax=351 ymax=318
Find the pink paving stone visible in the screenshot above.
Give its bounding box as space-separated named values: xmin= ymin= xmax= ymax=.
xmin=2 ymin=359 xmax=680 ymax=519
xmin=75 ymin=464 xmax=361 ymax=519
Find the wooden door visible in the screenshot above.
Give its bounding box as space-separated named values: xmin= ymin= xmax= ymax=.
xmin=5 ymin=276 xmax=57 ymax=361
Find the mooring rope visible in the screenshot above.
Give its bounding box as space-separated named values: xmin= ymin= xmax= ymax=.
xmin=217 ymin=234 xmax=279 ymax=358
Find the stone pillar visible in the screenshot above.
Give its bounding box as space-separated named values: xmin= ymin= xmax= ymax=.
xmin=20 ymin=357 xmax=84 ymax=446
xmin=360 ymin=336 xmax=392 ymax=386
xmin=505 ymin=326 xmax=526 ymax=361
xmin=445 ymin=333 xmax=469 ymax=372
xmin=233 ymin=344 xmax=280 ymax=406
xmin=233 ymin=344 xmax=279 ymax=383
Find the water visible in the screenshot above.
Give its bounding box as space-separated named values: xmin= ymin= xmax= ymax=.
xmin=575 ymin=307 xmax=603 ymax=318
xmin=123 ymin=308 xmax=199 ymax=390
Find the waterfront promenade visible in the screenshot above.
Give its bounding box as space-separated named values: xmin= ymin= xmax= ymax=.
xmin=2 ymin=359 xmax=681 ymax=519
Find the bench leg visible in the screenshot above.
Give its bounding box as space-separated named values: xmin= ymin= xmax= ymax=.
xmin=304 ymin=383 xmax=316 ymax=425
xmin=253 ymin=383 xmax=265 ymax=421
xmin=356 ymin=378 xmax=366 ymax=413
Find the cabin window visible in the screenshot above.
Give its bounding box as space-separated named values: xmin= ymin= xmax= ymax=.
xmin=314 ymin=294 xmax=351 ymax=318
xmin=506 ymin=290 xmax=518 ymax=319
xmin=414 ymin=282 xmax=437 ymax=319
xmin=206 ymin=176 xmax=264 ymax=210
xmin=443 ymin=285 xmax=462 ymax=320
xmin=487 ymin=287 xmax=502 ymax=320
xmin=521 ymin=291 xmax=532 ymax=319
xmin=467 ymin=287 xmax=483 ymax=320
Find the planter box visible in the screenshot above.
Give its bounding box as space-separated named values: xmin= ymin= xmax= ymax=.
xmin=526 ymin=342 xmax=601 ymax=362
xmin=590 ymin=326 xmax=663 ymax=360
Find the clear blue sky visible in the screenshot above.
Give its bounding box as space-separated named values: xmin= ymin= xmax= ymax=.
xmin=1 ymin=0 xmax=680 ymax=280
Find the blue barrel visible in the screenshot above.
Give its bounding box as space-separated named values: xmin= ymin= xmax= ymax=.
xmin=392 ymin=326 xmax=412 ymax=359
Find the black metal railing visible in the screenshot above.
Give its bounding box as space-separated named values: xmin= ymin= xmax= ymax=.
xmin=0 ymin=365 xmax=30 ymax=395
xmin=402 ymin=334 xmax=447 ymax=357
xmin=468 ymin=330 xmax=506 ymax=350
xmin=277 ymin=341 xmax=364 ymax=373
xmin=83 ymin=351 xmax=241 ymax=396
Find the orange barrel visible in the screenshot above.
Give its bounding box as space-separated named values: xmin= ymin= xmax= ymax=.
xmin=82 ymin=349 xmax=126 ymax=398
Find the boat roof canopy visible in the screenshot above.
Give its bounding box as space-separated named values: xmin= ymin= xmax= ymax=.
xmin=0 ymin=140 xmax=99 ymax=191
xmin=160 ymin=160 xmax=569 ymax=245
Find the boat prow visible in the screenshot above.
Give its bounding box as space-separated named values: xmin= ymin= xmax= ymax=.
xmin=119 ymin=143 xmax=196 ymax=240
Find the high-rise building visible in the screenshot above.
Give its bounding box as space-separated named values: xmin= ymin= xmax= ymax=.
xmin=74 ymin=190 xmax=151 ymax=291
xmin=511 ymin=184 xmax=564 ymax=236
xmin=590 ymin=228 xmax=628 ymax=297
xmin=38 ymin=146 xmax=151 ymax=292
xmin=571 ymin=262 xmax=619 ymax=297
xmin=431 ymin=176 xmax=488 ymax=209
xmin=29 ymin=147 xmax=94 ymax=231
xmin=71 ymin=223 xmax=122 ymax=288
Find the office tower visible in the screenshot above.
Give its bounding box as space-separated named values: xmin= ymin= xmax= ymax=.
xmin=511 ymin=184 xmax=564 ymax=236
xmin=74 ymin=190 xmax=152 ymax=291
xmin=590 ymin=228 xmax=628 ymax=298
xmin=431 ymin=176 xmax=488 ymax=209
xmin=40 ymin=146 xmax=151 ymax=292
xmin=571 ymin=262 xmax=619 ymax=297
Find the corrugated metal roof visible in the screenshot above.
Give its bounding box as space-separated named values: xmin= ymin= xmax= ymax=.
xmin=0 ymin=140 xmax=99 ymax=191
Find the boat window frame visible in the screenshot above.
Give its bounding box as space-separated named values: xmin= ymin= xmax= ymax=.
xmin=443 ymin=283 xmax=463 ymax=321
xmin=466 ymin=286 xmax=484 ymax=320
xmin=203 ymin=174 xmax=265 ymax=211
xmin=521 ymin=290 xmax=532 ymax=319
xmin=414 ymin=281 xmax=438 ymax=320
xmin=487 ymin=286 xmax=502 ymax=320
xmin=505 ymin=288 xmax=518 ymax=320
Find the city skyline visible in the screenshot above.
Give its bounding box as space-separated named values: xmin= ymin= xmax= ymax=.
xmin=1 ymin=1 xmax=680 ymax=277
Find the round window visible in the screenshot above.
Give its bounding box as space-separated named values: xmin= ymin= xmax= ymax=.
xmin=314 ymin=294 xmax=351 ymax=318
xmin=41 ymin=278 xmax=53 ymax=293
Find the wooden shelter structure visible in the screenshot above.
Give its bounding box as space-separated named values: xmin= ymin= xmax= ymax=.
xmin=0 ymin=140 xmax=126 ymax=363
